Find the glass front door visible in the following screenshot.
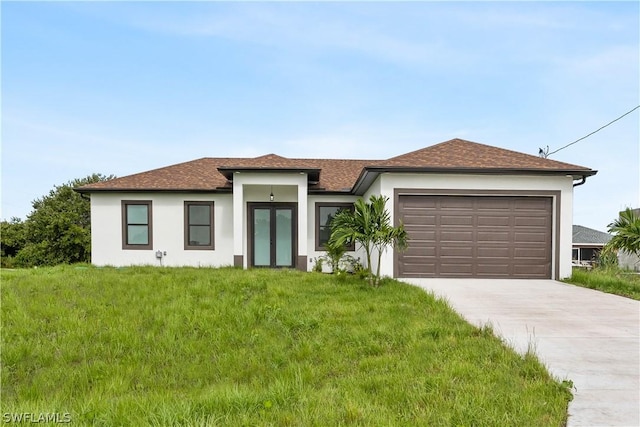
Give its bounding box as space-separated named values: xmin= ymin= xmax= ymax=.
xmin=250 ymin=204 xmax=296 ymax=268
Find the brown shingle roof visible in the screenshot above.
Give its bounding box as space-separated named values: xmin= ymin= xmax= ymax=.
xmin=76 ymin=138 xmax=595 ymax=193
xmin=383 ymin=138 xmax=591 ymax=170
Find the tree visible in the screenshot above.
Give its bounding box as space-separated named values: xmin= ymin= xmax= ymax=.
xmin=329 ymin=195 xmax=408 ymax=286
xmin=0 ymin=217 xmax=26 ymax=267
xmin=8 ymin=174 xmax=114 ymax=267
xmin=603 ymin=208 xmax=640 ymax=263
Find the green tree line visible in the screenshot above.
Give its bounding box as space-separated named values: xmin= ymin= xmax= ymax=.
xmin=1 ymin=174 xmax=113 ymax=268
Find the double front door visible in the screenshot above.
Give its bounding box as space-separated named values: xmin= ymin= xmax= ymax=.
xmin=249 ymin=203 xmax=297 ymax=268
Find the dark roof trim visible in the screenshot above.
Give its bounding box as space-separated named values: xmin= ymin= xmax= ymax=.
xmin=74 ymin=188 xmax=231 ymax=194
xmin=308 ymin=189 xmax=353 ymax=195
xmin=76 ymin=187 xmax=356 ymax=196
xmin=352 ymin=167 xmax=598 ymax=195
xmin=217 ymin=167 xmax=321 ymax=181
xmin=76 ymin=165 xmax=597 ymax=195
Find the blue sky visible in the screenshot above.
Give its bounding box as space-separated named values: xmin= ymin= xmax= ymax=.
xmin=2 ymin=1 xmax=638 ymax=231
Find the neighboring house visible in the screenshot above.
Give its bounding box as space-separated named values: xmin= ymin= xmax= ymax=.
xmin=572 ymin=225 xmax=612 ymax=267
xmin=76 ymin=138 xmax=596 ymax=280
xmin=617 ymin=208 xmax=640 ymax=272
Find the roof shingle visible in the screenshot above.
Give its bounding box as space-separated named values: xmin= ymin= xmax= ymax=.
xmin=77 ymin=138 xmax=595 ymax=193
xmin=573 ymin=225 xmax=612 ymax=245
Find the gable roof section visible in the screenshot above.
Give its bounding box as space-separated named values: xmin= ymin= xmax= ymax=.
xmin=77 ymin=138 xmax=595 ymax=193
xmin=384 ymin=138 xmax=590 ymax=170
xmin=573 ymin=225 xmax=612 ymax=246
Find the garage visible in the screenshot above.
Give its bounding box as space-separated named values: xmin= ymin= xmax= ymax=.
xmin=396 ymin=195 xmax=553 ymax=278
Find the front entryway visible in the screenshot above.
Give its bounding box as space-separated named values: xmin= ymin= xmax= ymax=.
xmin=248 ymin=203 xmax=297 ymax=268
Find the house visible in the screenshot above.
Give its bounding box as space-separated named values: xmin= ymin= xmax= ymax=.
xmin=76 ymin=138 xmax=596 ymax=279
xmin=572 ymin=225 xmax=612 ymax=267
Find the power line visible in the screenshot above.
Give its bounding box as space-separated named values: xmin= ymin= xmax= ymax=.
xmin=541 ymin=105 xmax=640 ymax=158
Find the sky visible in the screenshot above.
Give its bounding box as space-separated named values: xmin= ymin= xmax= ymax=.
xmin=1 ymin=1 xmax=639 ymax=232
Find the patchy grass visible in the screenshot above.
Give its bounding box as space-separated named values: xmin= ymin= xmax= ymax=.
xmin=566 ymin=267 xmax=640 ymax=300
xmin=1 ymin=266 xmax=572 ymax=426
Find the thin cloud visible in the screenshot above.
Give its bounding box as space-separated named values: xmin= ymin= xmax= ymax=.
xmin=112 ymin=3 xmax=470 ymax=69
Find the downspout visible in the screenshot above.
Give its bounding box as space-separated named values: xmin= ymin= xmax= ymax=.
xmin=573 ymin=176 xmax=587 ymax=187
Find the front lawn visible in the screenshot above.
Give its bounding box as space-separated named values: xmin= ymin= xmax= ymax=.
xmin=566 ymin=267 xmax=640 ymax=300
xmin=1 ymin=266 xmax=572 ymax=425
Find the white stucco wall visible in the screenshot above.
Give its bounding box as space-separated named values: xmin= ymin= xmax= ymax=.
xmin=90 ymin=192 xmax=234 ymax=267
xmin=90 ymin=172 xmax=575 ymax=278
xmin=364 ymin=173 xmax=575 ymax=280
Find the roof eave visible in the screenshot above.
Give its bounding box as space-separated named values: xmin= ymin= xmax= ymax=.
xmin=74 ymin=187 xmax=230 ymax=194
xmin=217 ymin=167 xmax=322 ymax=181
xmin=351 ymin=167 xmax=598 ymax=195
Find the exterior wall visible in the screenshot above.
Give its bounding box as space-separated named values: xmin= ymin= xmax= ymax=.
xmin=90 ymin=192 xmax=234 ymax=267
xmin=618 ymin=251 xmax=640 ymax=271
xmin=367 ymin=173 xmax=575 ymax=279
xmin=89 ymin=179 xmax=359 ymax=271
xmin=89 ymin=172 xmax=576 ymax=278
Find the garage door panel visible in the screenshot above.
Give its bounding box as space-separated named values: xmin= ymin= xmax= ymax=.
xmin=514 ymin=198 xmax=550 ymax=211
xmin=440 ymin=198 xmax=474 ymax=209
xmin=477 ymin=247 xmax=510 ymax=258
xmin=440 ymin=247 xmax=474 ymax=257
xmin=440 ymin=215 xmax=473 ymax=226
xmin=440 ymin=231 xmax=473 ymax=242
xmin=477 ymin=198 xmax=510 ymax=209
xmin=405 ymin=247 xmax=436 ymax=257
xmin=514 ymin=247 xmax=548 ymax=259
xmin=513 ymin=264 xmax=550 ymax=277
xmin=403 ymin=214 xmax=436 ymax=226
xmin=407 ymin=230 xmax=436 ymax=241
xmin=401 ymin=197 xmax=437 ymax=209
xmin=515 ymin=216 xmax=548 ymax=227
xmin=477 ymin=231 xmax=510 ymax=242
xmin=477 ymin=264 xmax=511 ymax=276
xmin=440 ymin=263 xmax=473 ymax=275
xmin=478 ymin=215 xmax=510 ymax=226
xmin=514 ymin=232 xmax=548 ymax=243
xmin=400 ymin=261 xmax=436 ymax=275
xmin=397 ymin=195 xmax=552 ymax=279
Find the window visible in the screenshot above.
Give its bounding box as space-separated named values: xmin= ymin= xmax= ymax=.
xmin=122 ymin=201 xmax=152 ymax=250
xmin=315 ymin=202 xmax=355 ymax=251
xmin=184 ymin=201 xmax=214 ymax=250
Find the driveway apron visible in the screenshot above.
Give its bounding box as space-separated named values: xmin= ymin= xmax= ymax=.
xmin=403 ymin=279 xmax=640 ymax=427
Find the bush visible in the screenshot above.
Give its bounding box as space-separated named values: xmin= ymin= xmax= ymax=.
xmin=0 ymin=174 xmax=113 ymax=267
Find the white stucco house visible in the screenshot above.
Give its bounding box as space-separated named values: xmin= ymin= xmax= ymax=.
xmin=76 ymin=138 xmax=596 ymax=279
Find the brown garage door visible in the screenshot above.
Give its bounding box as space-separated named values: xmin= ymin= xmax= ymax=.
xmin=397 ymin=195 xmax=552 ymax=278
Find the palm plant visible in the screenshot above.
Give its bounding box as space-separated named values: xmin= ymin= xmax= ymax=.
xmin=604 ymin=208 xmax=640 ymax=261
xmin=329 ymin=195 xmax=407 ymax=286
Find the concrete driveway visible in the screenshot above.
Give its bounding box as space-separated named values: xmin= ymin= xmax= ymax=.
xmin=403 ymin=278 xmax=639 ymax=427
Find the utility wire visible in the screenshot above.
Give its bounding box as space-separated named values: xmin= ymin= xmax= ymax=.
xmin=543 ymin=105 xmax=640 ymax=158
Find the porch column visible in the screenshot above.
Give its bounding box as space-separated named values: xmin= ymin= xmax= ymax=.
xmin=297 ymin=177 xmax=308 ymax=271
xmin=232 ymin=176 xmax=244 ymax=268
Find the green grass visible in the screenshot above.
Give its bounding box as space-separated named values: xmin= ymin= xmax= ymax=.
xmin=565 ymin=267 xmax=640 ymax=300
xmin=1 ymin=266 xmax=572 ymax=426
